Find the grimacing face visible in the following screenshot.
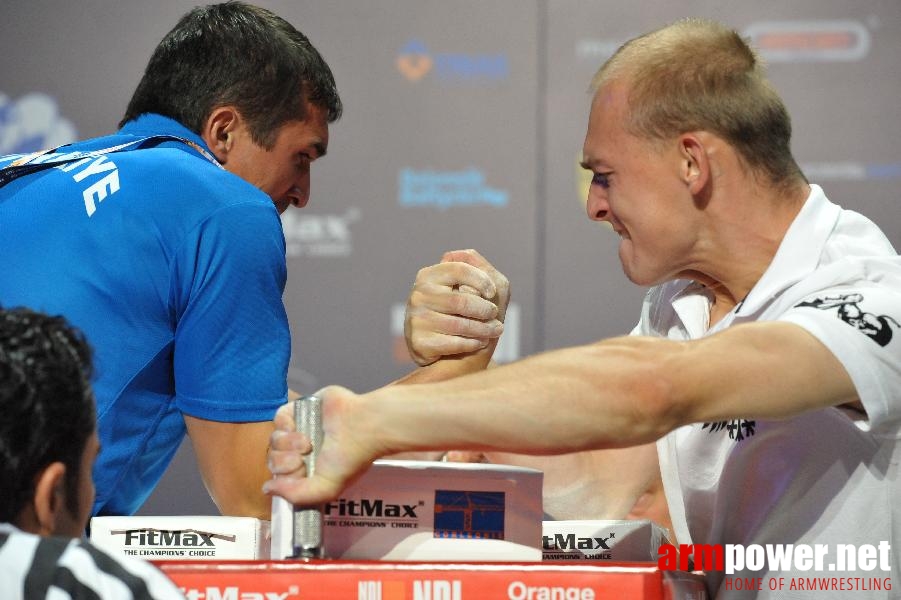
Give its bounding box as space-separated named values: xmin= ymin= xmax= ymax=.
xmin=581 ymin=82 xmax=702 ymax=287
xmin=223 ymin=102 xmax=329 ymax=215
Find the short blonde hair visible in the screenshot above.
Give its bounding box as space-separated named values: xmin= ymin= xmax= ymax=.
xmin=593 ymin=18 xmax=805 ymax=189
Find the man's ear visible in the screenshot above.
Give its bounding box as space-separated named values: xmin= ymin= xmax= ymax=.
xmin=200 ymin=106 xmax=241 ymax=164
xmin=678 ymin=133 xmax=710 ymax=196
xmin=32 ymin=462 xmax=67 ymax=536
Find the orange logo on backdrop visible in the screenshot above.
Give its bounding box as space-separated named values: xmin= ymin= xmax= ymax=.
xmin=757 ymin=31 xmax=856 ymax=51
xmin=743 ymin=20 xmax=870 ymax=62
xmin=396 ymin=54 xmax=433 ymax=81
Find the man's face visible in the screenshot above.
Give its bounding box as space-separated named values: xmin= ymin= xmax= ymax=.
xmin=580 ymin=82 xmax=700 ymax=286
xmin=223 ymin=102 xmax=329 ymax=214
xmin=57 ymin=430 xmax=99 ymax=538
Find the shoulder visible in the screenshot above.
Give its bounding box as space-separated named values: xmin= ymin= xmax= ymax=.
xmin=781 ymin=196 xmax=901 ymax=310
xmin=117 ymin=144 xmax=270 ymax=210
xmin=104 ymin=118 xmax=270 ymax=213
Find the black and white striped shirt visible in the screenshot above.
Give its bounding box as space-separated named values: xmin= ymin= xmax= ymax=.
xmin=0 ymin=524 xmax=184 ymax=599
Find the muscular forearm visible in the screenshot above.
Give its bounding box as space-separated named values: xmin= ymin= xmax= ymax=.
xmin=364 ymin=336 xmax=683 ymax=458
xmin=186 ymin=416 xmax=275 ymax=520
xmin=265 ymin=322 xmax=861 ymax=508
xmin=369 ymin=322 xmax=859 ymax=459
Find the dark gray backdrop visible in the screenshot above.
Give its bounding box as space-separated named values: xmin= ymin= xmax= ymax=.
xmin=1 ymin=1 xmax=898 ymax=516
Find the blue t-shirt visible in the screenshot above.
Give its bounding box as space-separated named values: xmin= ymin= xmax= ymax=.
xmin=0 ymin=114 xmax=290 ymax=515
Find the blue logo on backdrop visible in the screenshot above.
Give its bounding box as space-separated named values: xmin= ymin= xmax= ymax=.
xmin=434 ymin=490 xmax=505 ymax=539
xmin=0 ymin=92 xmax=77 ymax=155
xmin=398 ymin=168 xmax=508 ymax=210
xmin=800 ymin=161 xmax=901 ymax=182
xmin=396 ymin=40 xmax=509 ymax=83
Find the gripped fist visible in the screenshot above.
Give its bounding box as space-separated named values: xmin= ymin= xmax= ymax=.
xmin=404 ymin=249 xmax=510 ymax=366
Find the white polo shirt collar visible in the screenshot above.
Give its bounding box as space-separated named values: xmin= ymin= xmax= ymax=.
xmin=735 ymin=184 xmax=839 ymax=318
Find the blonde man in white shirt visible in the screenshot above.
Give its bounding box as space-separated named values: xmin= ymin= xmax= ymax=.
xmin=267 ymin=19 xmax=900 ymax=598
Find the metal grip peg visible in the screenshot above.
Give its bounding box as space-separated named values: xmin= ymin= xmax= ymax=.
xmin=291 ymin=394 xmax=325 ymax=559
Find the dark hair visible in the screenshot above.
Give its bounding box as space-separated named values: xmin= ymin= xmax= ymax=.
xmin=120 ymin=1 xmax=342 ymax=148
xmin=0 ymin=307 xmax=96 ymax=523
xmin=594 ymin=18 xmax=806 ymax=191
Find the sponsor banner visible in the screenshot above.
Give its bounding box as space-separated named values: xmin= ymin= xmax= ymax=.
xmin=161 ymin=560 xmax=708 ymax=600
xmin=271 ymin=460 xmax=543 ymax=561
xmin=89 ymin=516 xmax=270 ymax=560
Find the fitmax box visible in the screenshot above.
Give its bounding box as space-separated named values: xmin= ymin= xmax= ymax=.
xmin=542 ymin=519 xmax=669 ymax=562
xmin=89 ymin=515 xmax=270 ymax=561
xmin=272 ymin=459 xmax=544 ymax=561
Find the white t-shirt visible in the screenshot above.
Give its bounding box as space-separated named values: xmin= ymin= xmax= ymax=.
xmin=0 ymin=523 xmax=184 ymax=599
xmin=635 ymin=186 xmax=901 ymax=598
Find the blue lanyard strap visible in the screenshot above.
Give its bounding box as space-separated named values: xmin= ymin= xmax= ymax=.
xmin=0 ymin=134 xmax=221 ymax=188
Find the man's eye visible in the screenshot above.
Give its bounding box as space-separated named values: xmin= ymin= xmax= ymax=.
xmin=591 ymin=172 xmax=611 ymax=189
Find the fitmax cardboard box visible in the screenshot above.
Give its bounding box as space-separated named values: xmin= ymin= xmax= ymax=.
xmin=90 ymin=515 xmax=270 ymax=560
xmin=542 ymin=519 xmax=669 ymax=562
xmin=272 ymin=459 xmax=544 ymax=561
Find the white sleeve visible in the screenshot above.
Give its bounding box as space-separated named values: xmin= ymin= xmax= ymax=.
xmin=778 ymin=285 xmax=901 ymax=436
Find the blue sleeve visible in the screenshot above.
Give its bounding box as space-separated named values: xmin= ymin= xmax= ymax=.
xmin=170 ymin=200 xmax=290 ymax=421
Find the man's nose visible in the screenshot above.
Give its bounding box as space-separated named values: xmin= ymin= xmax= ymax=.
xmin=586 ymin=189 xmax=609 ymax=222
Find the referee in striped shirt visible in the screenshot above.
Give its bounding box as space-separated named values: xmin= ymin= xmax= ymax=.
xmin=0 ymin=307 xmax=183 ymax=599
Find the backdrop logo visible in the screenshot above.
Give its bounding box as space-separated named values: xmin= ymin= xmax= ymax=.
xmin=391 ymin=302 xmax=520 ymax=364
xmin=396 ymin=40 xmax=434 ymax=81
xmin=396 ymin=40 xmax=509 ymax=82
xmin=800 ymin=161 xmax=901 ymax=182
xmin=281 ymin=208 xmax=360 ymax=257
xmin=575 ymin=36 xmax=632 ymax=62
xmin=398 ymin=168 xmax=508 ymax=209
xmin=0 ymin=92 xmax=77 ymax=155
xmin=743 ymin=20 xmax=871 ymax=62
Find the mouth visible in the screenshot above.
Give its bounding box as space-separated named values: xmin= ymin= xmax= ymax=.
xmin=608 ymin=216 xmax=628 ymax=239
xmin=607 ymin=222 xmax=626 ymax=239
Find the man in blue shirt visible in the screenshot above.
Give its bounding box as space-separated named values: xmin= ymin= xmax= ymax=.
xmin=0 ymin=2 xmax=342 ymax=519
